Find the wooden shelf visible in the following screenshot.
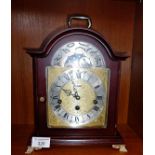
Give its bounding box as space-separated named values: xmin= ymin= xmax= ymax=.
xmin=12 ymin=124 xmax=142 ymax=155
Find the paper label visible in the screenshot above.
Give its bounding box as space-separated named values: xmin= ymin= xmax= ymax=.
xmin=31 ymin=137 xmax=50 ymax=148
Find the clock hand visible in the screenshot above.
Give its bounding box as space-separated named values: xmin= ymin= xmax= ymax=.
xmin=72 ymin=91 xmax=80 ymax=100
xmin=62 ymin=88 xmax=72 ymax=96
xmin=75 ymin=92 xmax=80 ymax=100
xmin=72 ymin=80 xmax=81 ymax=88
xmin=72 ymin=81 xmax=79 ymax=93
xmin=62 ymin=81 xmax=81 ymax=99
xmin=62 ymin=88 xmax=80 ymax=100
xmin=71 ymin=81 xmax=81 ymax=100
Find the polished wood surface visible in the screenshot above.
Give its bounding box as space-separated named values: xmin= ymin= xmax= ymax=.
xmin=26 ymin=28 xmax=128 ymax=144
xmin=128 ymin=2 xmax=143 ymax=138
xmin=12 ymin=124 xmax=143 ymax=155
xmin=12 ymin=0 xmax=136 ymax=125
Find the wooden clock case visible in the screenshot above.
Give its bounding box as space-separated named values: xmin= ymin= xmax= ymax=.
xmin=26 ymin=27 xmax=128 ymax=146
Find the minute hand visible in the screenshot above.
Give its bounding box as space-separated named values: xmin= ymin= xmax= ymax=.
xmin=62 ymin=88 xmax=80 ymax=100
xmin=73 ymin=91 xmax=80 ymax=100
xmin=72 ymin=81 xmax=81 ymax=100
xmin=62 ymin=89 xmax=72 ymax=96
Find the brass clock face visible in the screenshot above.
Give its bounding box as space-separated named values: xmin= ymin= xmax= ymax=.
xmin=46 ymin=67 xmax=110 ymax=128
xmin=46 ymin=40 xmax=110 ymax=128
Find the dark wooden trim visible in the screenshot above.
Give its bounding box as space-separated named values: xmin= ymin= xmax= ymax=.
xmin=26 ymin=28 xmax=129 ymax=60
xmin=30 ymin=128 xmax=123 ymax=146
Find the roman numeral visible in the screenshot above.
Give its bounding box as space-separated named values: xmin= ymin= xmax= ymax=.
xmin=75 ymin=116 xmax=79 ymax=123
xmin=55 ymin=85 xmax=61 ymax=87
xmin=87 ymin=114 xmax=91 ymax=119
xmin=52 ymin=96 xmax=59 ymax=99
xmin=54 ymin=104 xmax=61 ymax=111
xmin=93 ymin=106 xmax=99 ymax=111
xmin=64 ymin=74 xmax=70 ymax=80
xmin=64 ymin=113 xmax=69 ymax=119
xmin=96 ymin=96 xmax=103 ymax=100
xmin=68 ymin=71 xmax=74 ymax=80
xmin=94 ymin=85 xmax=100 ymax=89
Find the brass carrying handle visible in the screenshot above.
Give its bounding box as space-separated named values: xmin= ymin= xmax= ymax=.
xmin=67 ymin=15 xmax=92 ymax=29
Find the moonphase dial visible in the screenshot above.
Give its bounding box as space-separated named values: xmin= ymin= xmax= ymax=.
xmin=51 ymin=41 xmax=106 ymax=67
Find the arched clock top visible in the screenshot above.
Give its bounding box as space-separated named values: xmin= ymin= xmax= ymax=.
xmin=26 ymin=28 xmax=129 ymax=62
xmin=25 ymin=15 xmax=128 ymax=147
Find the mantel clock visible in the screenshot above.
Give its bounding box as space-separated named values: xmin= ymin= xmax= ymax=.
xmin=26 ymin=15 xmax=128 ymax=153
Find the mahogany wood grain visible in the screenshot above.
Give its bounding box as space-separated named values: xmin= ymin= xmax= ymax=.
xmin=128 ymin=2 xmax=143 ymax=138
xmin=12 ymin=0 xmax=136 ymax=124
xmin=11 ymin=124 xmax=143 ymax=155
xmin=26 ymin=28 xmax=127 ymax=144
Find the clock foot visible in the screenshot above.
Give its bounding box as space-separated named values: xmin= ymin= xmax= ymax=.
xmin=112 ymin=144 xmax=128 ymax=152
xmin=25 ymin=146 xmax=42 ymax=154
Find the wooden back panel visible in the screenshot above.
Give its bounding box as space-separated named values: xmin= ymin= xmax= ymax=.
xmin=12 ymin=0 xmax=136 ymax=125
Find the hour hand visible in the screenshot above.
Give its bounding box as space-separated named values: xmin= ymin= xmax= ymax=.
xmin=73 ymin=91 xmax=80 ymax=100
xmin=72 ymin=80 xmax=81 ymax=88
xmin=62 ymin=88 xmax=72 ymax=96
